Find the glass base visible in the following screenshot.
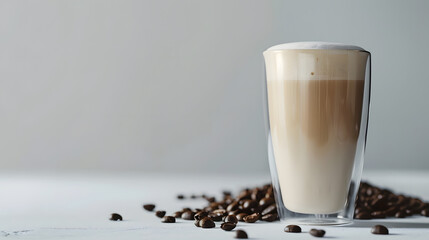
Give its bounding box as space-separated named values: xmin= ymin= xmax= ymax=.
xmin=283 ymin=217 xmax=352 ymax=226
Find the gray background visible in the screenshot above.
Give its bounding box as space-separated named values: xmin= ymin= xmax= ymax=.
xmin=1 ymin=0 xmax=428 ymax=173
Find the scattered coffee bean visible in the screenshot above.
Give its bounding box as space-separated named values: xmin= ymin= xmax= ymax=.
xmin=181 ymin=211 xmax=195 ymax=220
xmin=371 ymin=225 xmax=389 ymax=235
xmin=395 ymin=210 xmax=406 ymax=218
xmin=161 ymin=216 xmax=176 ymax=223
xmin=259 ymin=197 xmax=274 ymax=208
xmin=224 ymin=215 xmax=238 ymax=224
xmin=143 ymin=204 xmax=155 ymax=211
xmin=261 ymin=203 xmax=277 ymax=215
xmin=155 ymin=210 xmax=166 ymax=218
xmin=284 ymin=224 xmax=301 ymax=233
xmin=220 ymin=222 xmax=236 ymax=231
xmin=243 ymin=213 xmax=259 ymax=223
xmin=355 ymin=211 xmax=371 ymax=219
xmin=194 ymin=211 xmax=209 ymax=220
xmin=182 ymin=207 xmax=192 ymax=212
xmin=200 ymin=217 xmax=215 ymax=228
xmin=235 ymin=229 xmax=248 ymax=239
xmin=109 ymin=213 xmax=122 ymax=221
xmin=177 ymin=194 xmax=185 ymax=200
xmin=261 ymin=213 xmax=278 ymax=222
xmin=173 ymin=211 xmax=183 ymax=218
xmin=191 ymin=194 xmax=197 ymax=199
xmin=236 ymin=213 xmax=248 ymax=222
xmin=309 ymin=229 xmax=326 ymax=237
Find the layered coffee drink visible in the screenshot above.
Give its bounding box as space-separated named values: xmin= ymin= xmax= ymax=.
xmin=264 ymin=43 xmax=369 ymax=215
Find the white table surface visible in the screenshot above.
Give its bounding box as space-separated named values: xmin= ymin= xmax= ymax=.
xmin=1 ymin=170 xmax=429 ymax=239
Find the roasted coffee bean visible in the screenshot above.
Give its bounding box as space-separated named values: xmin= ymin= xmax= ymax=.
xmin=371 ymin=225 xmax=389 ymax=235
xmin=371 ymin=211 xmax=386 ymax=219
xmin=191 ymin=194 xmax=197 ymax=199
xmin=224 ymin=214 xmax=238 ymax=224
xmin=209 ymin=213 xmax=223 ymax=222
xmin=395 ymin=211 xmax=406 ymax=218
xmin=212 ymin=209 xmax=227 ymax=216
xmin=155 ymin=210 xmax=166 ymax=218
xmin=241 ymin=199 xmax=258 ymax=210
xmin=220 ymin=222 xmax=236 ymax=231
xmin=223 ymin=190 xmax=232 ymax=196
xmin=261 ymin=203 xmax=277 ymax=215
xmin=181 ymin=211 xmax=195 ymax=220
xmin=243 ymin=213 xmax=259 ymax=223
xmin=143 ymin=204 xmax=155 ymax=211
xmin=227 ymin=201 xmax=239 ymax=212
xmin=261 ymin=213 xmax=278 ymax=222
xmin=109 ymin=213 xmax=122 ymax=221
xmin=235 ymin=229 xmax=248 ymax=239
xmin=173 ymin=211 xmax=183 ymax=218
xmin=194 ymin=211 xmax=209 ymax=220
xmin=182 ymin=207 xmax=192 ymax=212
xmin=206 ymin=197 xmax=216 ymax=203
xmin=194 ymin=219 xmax=201 ymax=227
xmin=161 ymin=216 xmax=176 ymax=223
xmin=309 ymin=229 xmax=326 ymax=237
xmin=385 ymin=206 xmax=398 ymax=216
xmin=355 ymin=211 xmax=371 ymax=219
xmin=200 ymin=217 xmax=215 ymax=228
xmin=251 ymin=188 xmax=264 ymax=201
xmin=177 ymin=194 xmax=185 ymax=200
xmin=284 ymin=224 xmax=301 ymax=233
xmin=259 ymin=197 xmax=274 ymax=208
xmin=236 ymin=213 xmax=248 ymax=222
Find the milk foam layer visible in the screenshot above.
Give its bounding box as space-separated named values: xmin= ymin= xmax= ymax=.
xmin=264 ymin=45 xmax=369 ymax=214
xmin=266 ymin=41 xmax=365 ymax=51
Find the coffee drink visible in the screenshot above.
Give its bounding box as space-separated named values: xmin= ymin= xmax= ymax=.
xmin=264 ymin=43 xmax=369 ymax=214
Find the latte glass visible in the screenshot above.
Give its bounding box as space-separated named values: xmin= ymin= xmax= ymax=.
xmin=263 ymin=42 xmax=371 ymax=225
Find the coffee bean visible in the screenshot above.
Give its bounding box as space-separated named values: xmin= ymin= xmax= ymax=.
xmin=194 ymin=219 xmax=201 ymax=227
xmin=155 ymin=210 xmax=166 ymax=218
xmin=194 ymin=211 xmax=209 ymax=220
xmin=309 ymin=229 xmax=326 ymax=237
xmin=355 ymin=211 xmax=371 ymax=219
xmin=371 ymin=211 xmax=386 ymax=219
xmin=212 ymin=209 xmax=227 ymax=216
xmin=259 ymin=197 xmax=274 ymax=208
xmin=224 ymin=214 xmax=238 ymax=224
xmin=261 ymin=213 xmax=278 ymax=222
xmin=191 ymin=194 xmax=197 ymax=199
xmin=243 ymin=213 xmax=259 ymax=223
xmin=206 ymin=197 xmax=216 ymax=203
xmin=235 ymin=229 xmax=248 ymax=239
xmin=371 ymin=225 xmax=389 ymax=235
xmin=200 ymin=217 xmax=215 ymax=228
xmin=209 ymin=213 xmax=223 ymax=222
xmin=284 ymin=225 xmax=301 ymax=233
xmin=173 ymin=211 xmax=183 ymax=218
xmin=177 ymin=194 xmax=185 ymax=200
xmin=181 ymin=211 xmax=195 ymax=220
xmin=109 ymin=213 xmax=122 ymax=221
xmin=220 ymin=222 xmax=236 ymax=231
xmin=161 ymin=216 xmax=176 ymax=223
xmin=226 ymin=201 xmax=239 ymax=212
xmin=143 ymin=204 xmax=155 ymax=211
xmin=182 ymin=207 xmax=192 ymax=212
xmin=223 ymin=190 xmax=232 ymax=196
xmin=236 ymin=213 xmax=248 ymax=222
xmin=395 ymin=211 xmax=406 ymax=218
xmin=241 ymin=199 xmax=258 ymax=210
xmin=261 ymin=203 xmax=277 ymax=215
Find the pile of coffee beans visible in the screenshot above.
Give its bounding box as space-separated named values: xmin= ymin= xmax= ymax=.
xmin=134 ymin=181 xmax=428 ymax=238
xmin=355 ymin=181 xmax=429 ymax=219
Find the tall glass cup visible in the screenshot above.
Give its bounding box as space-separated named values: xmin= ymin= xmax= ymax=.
xmin=263 ymin=42 xmax=371 ymax=225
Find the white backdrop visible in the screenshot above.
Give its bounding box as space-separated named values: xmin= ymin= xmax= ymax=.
xmin=1 ymin=0 xmax=428 ymax=173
